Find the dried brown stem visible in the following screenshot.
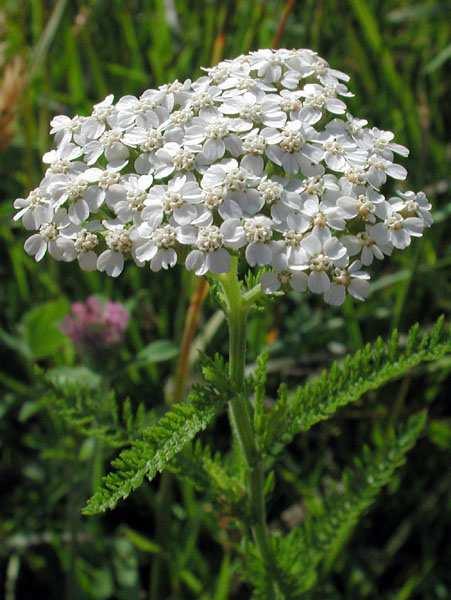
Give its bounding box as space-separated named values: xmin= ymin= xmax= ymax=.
xmin=272 ymin=0 xmax=296 ymax=49
xmin=171 ymin=277 xmax=210 ymax=404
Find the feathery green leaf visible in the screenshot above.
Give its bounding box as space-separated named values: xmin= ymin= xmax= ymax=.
xmin=271 ymin=412 xmax=426 ymax=597
xmin=262 ymin=318 xmax=449 ymax=461
xmin=83 ymin=368 xmax=227 ymax=515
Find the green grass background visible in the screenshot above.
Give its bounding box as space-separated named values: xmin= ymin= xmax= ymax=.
xmin=0 ymin=1 xmax=450 ymax=598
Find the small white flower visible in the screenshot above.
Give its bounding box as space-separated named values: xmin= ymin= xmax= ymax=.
xmin=97 ymin=223 xmax=135 ymax=277
xmin=243 ymin=216 xmax=275 ymax=266
xmin=390 ymin=190 xmax=432 ymax=228
xmin=261 ymin=248 xmax=308 ymax=293
xmin=132 ymin=223 xmax=181 ymax=271
xmin=263 ymin=122 xmax=324 ymax=175
xmin=142 ymin=175 xmax=202 ymax=228
xmin=42 ymin=141 xmax=84 ymax=175
xmin=342 ymin=227 xmax=392 ymax=266
xmin=291 ymin=230 xmax=348 ymax=294
xmin=251 ymin=49 xmax=289 ymax=83
xmin=158 ymin=79 xmax=192 ymax=109
xmin=361 ymin=127 xmax=409 ymax=160
xmin=201 ymin=158 xmax=262 ymax=218
xmin=300 ymin=196 xmax=348 ymax=233
xmin=185 ymin=225 xmax=231 ymax=275
xmin=45 ymin=173 xmax=103 ymax=224
xmin=297 ymin=174 xmax=339 ymax=203
xmin=83 ymin=127 xmax=129 ymax=169
xmin=184 ymin=115 xmax=242 ymax=162
xmin=336 ymin=188 xmax=387 ymax=224
xmin=319 ymin=129 xmax=367 ymax=172
xmin=50 ymin=114 xmax=85 ymax=145
xmin=115 ymin=92 xmax=169 ymax=129
xmin=58 ymin=225 xmax=101 ymax=271
xmin=106 ymin=174 xmax=153 ymax=222
xmin=14 ymin=187 xmax=53 ymax=230
xmin=324 ymin=261 xmax=370 ymax=305
xmin=256 ymin=177 xmax=301 ymax=223
xmin=153 ymin=142 xmax=199 ymax=179
xmin=365 ymin=154 xmax=407 ymax=188
xmin=80 ymin=94 xmax=117 ymax=141
xmin=290 ymin=51 xmax=350 ymax=87
xmin=372 ymin=208 xmax=424 ymax=250
xmin=298 ymin=83 xmax=347 ymax=124
xmin=219 ymin=91 xmax=286 ymax=131
xmin=24 ymin=209 xmax=75 ymax=262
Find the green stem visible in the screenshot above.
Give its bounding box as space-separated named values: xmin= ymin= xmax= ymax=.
xmin=218 ymin=261 xmax=275 ymax=577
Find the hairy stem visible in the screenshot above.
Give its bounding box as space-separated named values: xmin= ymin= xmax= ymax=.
xmin=219 ymin=261 xmax=275 ymax=579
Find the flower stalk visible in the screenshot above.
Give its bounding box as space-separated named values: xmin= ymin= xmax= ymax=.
xmin=217 ymin=259 xmax=275 ymax=579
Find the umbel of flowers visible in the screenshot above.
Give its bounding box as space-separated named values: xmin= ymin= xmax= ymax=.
xmin=15 ymin=48 xmax=432 ymax=305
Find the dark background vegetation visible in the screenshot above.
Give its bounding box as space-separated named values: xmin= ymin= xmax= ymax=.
xmin=0 ymin=1 xmax=450 ymax=598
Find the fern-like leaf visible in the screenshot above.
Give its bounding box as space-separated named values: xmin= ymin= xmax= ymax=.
xmin=262 ymin=318 xmax=449 ymax=461
xmin=83 ymin=381 xmax=225 ymax=515
xmin=169 ymin=440 xmax=245 ymax=512
xmin=270 ymin=412 xmax=427 ymax=597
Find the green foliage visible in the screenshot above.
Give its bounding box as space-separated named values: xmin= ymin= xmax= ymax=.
xmin=40 ymin=367 xmax=150 ymax=448
xmin=261 ymin=318 xmax=450 ymax=462
xmin=21 ymin=299 xmax=71 ymax=358
xmin=135 ymin=340 xmax=179 ymax=365
xmin=244 ymin=412 xmax=427 ymax=598
xmin=170 ymin=440 xmax=245 ymax=513
xmin=83 ymin=357 xmax=229 ymax=515
xmin=1 ymin=0 xmax=450 ymax=597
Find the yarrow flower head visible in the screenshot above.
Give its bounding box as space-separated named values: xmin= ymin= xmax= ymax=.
xmin=60 ymin=296 xmax=129 ymax=351
xmin=16 ymin=48 xmax=432 ymax=305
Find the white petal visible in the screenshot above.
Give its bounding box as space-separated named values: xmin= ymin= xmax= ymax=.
xmin=135 ymin=241 xmax=158 ymax=261
xmin=24 ymin=235 xmax=46 ymax=261
xmin=78 ymin=251 xmax=98 ymax=271
xmin=301 ymin=233 xmax=322 ymax=256
xmin=261 ymin=272 xmax=281 ymax=293
xmin=325 ymin=153 xmax=346 ymax=171
xmin=241 ymin=154 xmax=264 ymax=176
xmin=245 ymin=242 xmax=272 ymax=266
xmin=142 ymin=206 xmax=164 ymax=229
xmin=308 ymin=271 xmax=330 ymax=294
xmin=349 ymin=277 xmax=370 ymax=300
xmin=336 ymin=196 xmax=358 ymax=217
xmin=97 ymin=250 xmax=124 ymax=277
xmin=324 ymin=237 xmax=347 ymax=261
xmin=173 ymin=204 xmax=198 ymax=225
xmin=206 ymin=248 xmax=231 ymax=273
xmin=404 ymin=217 xmax=424 ymax=236
xmin=241 ymin=189 xmax=265 ymax=215
xmin=290 ymin=271 xmax=308 ymax=292
xmin=218 ymin=198 xmax=243 ymax=220
xmin=361 ymin=246 xmax=374 ymax=266
xmin=386 ymin=163 xmax=407 ymax=180
xmin=391 ymin=228 xmax=410 ymax=249
xmin=185 ymin=250 xmax=206 ymax=274
xmin=203 ymin=139 xmax=225 ymax=162
xmin=324 ymin=284 xmax=346 ymax=305
xmin=151 ymin=248 xmax=177 ymax=271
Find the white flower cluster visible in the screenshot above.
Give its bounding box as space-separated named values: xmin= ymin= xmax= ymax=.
xmin=14 ymin=48 xmax=432 ymax=305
